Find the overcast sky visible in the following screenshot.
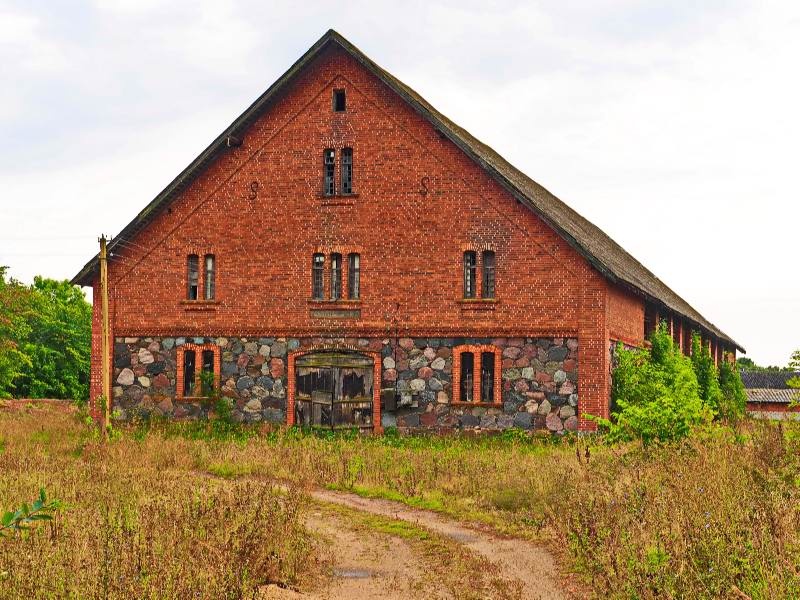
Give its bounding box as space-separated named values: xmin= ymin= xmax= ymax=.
xmin=1 ymin=1 xmax=798 ymax=366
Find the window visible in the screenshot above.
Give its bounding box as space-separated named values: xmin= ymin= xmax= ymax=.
xmin=644 ymin=305 xmax=657 ymax=340
xmin=201 ymin=350 xmax=215 ymax=396
xmin=480 ymin=351 xmax=495 ymax=402
xmin=187 ymin=255 xmax=199 ymax=300
xmin=348 ymin=253 xmax=360 ymax=299
xmin=682 ymin=327 xmax=692 ymax=355
xmin=341 ymin=148 xmax=353 ymax=194
xmin=177 ymin=343 xmax=220 ymax=399
xmin=482 ymin=251 xmax=495 ymax=298
xmin=459 ymin=352 xmax=474 ymax=402
xmin=463 ymin=251 xmax=477 ymax=298
xmin=330 ymin=253 xmax=342 ymax=300
xmin=333 ymin=89 xmax=346 ymax=112
xmin=182 ymin=349 xmax=196 ymax=396
xmin=312 ymin=254 xmax=325 ymax=299
xmin=323 ymin=149 xmax=335 ymax=196
xmin=204 ymin=254 xmax=215 ymax=300
xmin=454 ymin=345 xmax=502 ymax=404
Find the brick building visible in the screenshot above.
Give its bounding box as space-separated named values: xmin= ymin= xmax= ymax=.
xmin=741 ymin=371 xmax=800 ymax=420
xmin=72 ymin=30 xmax=743 ymax=433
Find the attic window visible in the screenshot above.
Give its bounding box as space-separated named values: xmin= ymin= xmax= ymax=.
xmin=333 ymin=89 xmax=346 ymax=112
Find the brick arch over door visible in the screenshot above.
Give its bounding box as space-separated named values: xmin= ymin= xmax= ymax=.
xmin=287 ymin=345 xmax=382 ymax=433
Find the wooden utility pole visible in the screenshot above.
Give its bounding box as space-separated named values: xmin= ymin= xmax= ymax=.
xmin=99 ymin=235 xmax=110 ymax=438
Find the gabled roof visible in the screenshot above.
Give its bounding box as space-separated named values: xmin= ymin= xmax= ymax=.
xmin=741 ymin=371 xmax=800 ymax=389
xmin=71 ymin=29 xmax=744 ymax=352
xmin=745 ymin=388 xmax=798 ymax=405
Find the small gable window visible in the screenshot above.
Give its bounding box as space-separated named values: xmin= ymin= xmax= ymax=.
xmin=463 ymin=251 xmax=477 ymax=298
xmin=482 ymin=251 xmax=495 ymax=299
xmin=323 ymin=149 xmax=335 ymax=196
xmin=187 ymin=254 xmax=199 ymax=300
xmin=341 ymin=148 xmax=353 ymax=194
xmin=312 ymin=254 xmax=325 ymax=299
xmin=204 ymin=254 xmax=215 ymax=300
xmin=333 ymin=89 xmax=346 ymax=112
xmin=348 ymin=253 xmax=360 ymax=299
xmin=330 ymin=253 xmax=342 ymax=300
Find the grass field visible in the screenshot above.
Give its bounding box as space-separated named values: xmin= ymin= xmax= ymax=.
xmin=1 ymin=405 xmax=799 ymax=598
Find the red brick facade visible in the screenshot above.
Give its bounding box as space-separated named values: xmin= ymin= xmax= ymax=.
xmin=84 ymin=38 xmax=737 ymax=432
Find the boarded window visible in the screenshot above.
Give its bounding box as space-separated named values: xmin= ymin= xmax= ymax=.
xmin=460 ymin=352 xmax=474 ymax=402
xmin=480 ymin=351 xmax=495 ymax=403
xmin=341 ymin=148 xmax=353 ymax=194
xmin=463 ymin=251 xmax=477 ymax=299
xmin=204 ymin=254 xmax=215 ymax=300
xmin=183 ymin=349 xmax=196 ymax=396
xmin=348 ymin=253 xmax=360 ymax=299
xmin=295 ymin=352 xmax=374 ymax=430
xmin=330 ymin=253 xmax=342 ymax=300
xmin=323 ymin=149 xmax=335 ymax=196
xmin=187 ymin=255 xmax=199 ymax=300
xmin=482 ymin=250 xmax=495 ymax=298
xmin=312 ymin=254 xmax=325 ymax=299
xmin=333 ymin=89 xmax=346 ymax=112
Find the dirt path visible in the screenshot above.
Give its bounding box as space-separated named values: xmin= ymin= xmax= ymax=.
xmin=263 ymin=507 xmax=428 ymax=599
xmin=309 ymin=489 xmax=567 ymax=600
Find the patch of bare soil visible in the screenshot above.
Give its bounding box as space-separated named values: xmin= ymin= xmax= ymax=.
xmin=261 ymin=509 xmax=429 ymax=599
xmin=310 ymin=489 xmax=567 ymax=600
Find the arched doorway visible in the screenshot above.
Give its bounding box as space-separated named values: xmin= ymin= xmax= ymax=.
xmin=290 ymin=351 xmax=379 ymax=431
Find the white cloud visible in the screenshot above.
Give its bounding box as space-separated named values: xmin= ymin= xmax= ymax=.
xmin=1 ymin=0 xmax=798 ymax=365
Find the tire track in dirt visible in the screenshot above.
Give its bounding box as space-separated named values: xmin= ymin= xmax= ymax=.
xmin=310 ymin=488 xmax=567 ymax=600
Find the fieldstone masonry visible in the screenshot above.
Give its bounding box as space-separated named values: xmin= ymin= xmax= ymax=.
xmin=112 ymin=335 xmax=578 ymax=433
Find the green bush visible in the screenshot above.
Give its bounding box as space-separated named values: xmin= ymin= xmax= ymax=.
xmin=691 ymin=333 xmax=723 ymax=416
xmin=0 ymin=268 xmax=90 ymax=401
xmin=600 ymin=324 xmax=711 ymax=444
xmin=718 ymin=355 xmax=747 ymax=422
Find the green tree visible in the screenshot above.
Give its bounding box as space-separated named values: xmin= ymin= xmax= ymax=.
xmin=0 ymin=267 xmax=91 ymax=401
xmin=602 ymin=324 xmax=710 ymax=444
xmin=691 ymin=333 xmax=723 ymax=416
xmin=718 ymin=355 xmax=747 ymax=422
xmin=787 ymin=350 xmax=800 ymax=408
xmin=0 ymin=268 xmax=33 ymax=398
xmin=13 ymin=277 xmax=92 ymax=400
xmin=735 ymin=356 xmax=791 ymax=372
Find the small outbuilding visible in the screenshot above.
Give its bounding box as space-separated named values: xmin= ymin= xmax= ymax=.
xmin=741 ymin=371 xmax=800 ymax=420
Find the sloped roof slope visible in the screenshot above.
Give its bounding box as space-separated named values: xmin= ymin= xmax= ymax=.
xmin=741 ymin=371 xmax=800 ymax=389
xmin=71 ymin=30 xmax=743 ymax=351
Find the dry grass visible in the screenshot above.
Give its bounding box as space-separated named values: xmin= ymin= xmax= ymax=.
xmin=2 ymin=406 xmax=799 ymax=599
xmin=164 ymin=420 xmax=800 ymax=599
xmin=0 ymin=407 xmax=320 ymax=599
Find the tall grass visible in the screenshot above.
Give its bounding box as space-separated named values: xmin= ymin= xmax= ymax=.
xmin=2 ymin=406 xmax=798 ymax=598
xmin=161 ymin=420 xmax=800 ymax=599
xmin=0 ymin=408 xmax=318 ymax=599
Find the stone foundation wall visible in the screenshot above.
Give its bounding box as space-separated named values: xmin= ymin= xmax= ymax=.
xmin=386 ymin=337 xmax=578 ymax=433
xmin=112 ymin=335 xmax=579 ymax=433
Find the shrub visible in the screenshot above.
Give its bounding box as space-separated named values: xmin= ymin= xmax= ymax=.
xmin=718 ymin=355 xmax=747 ymax=422
xmin=691 ymin=333 xmax=723 ymax=416
xmin=601 ymin=324 xmax=710 ymax=444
